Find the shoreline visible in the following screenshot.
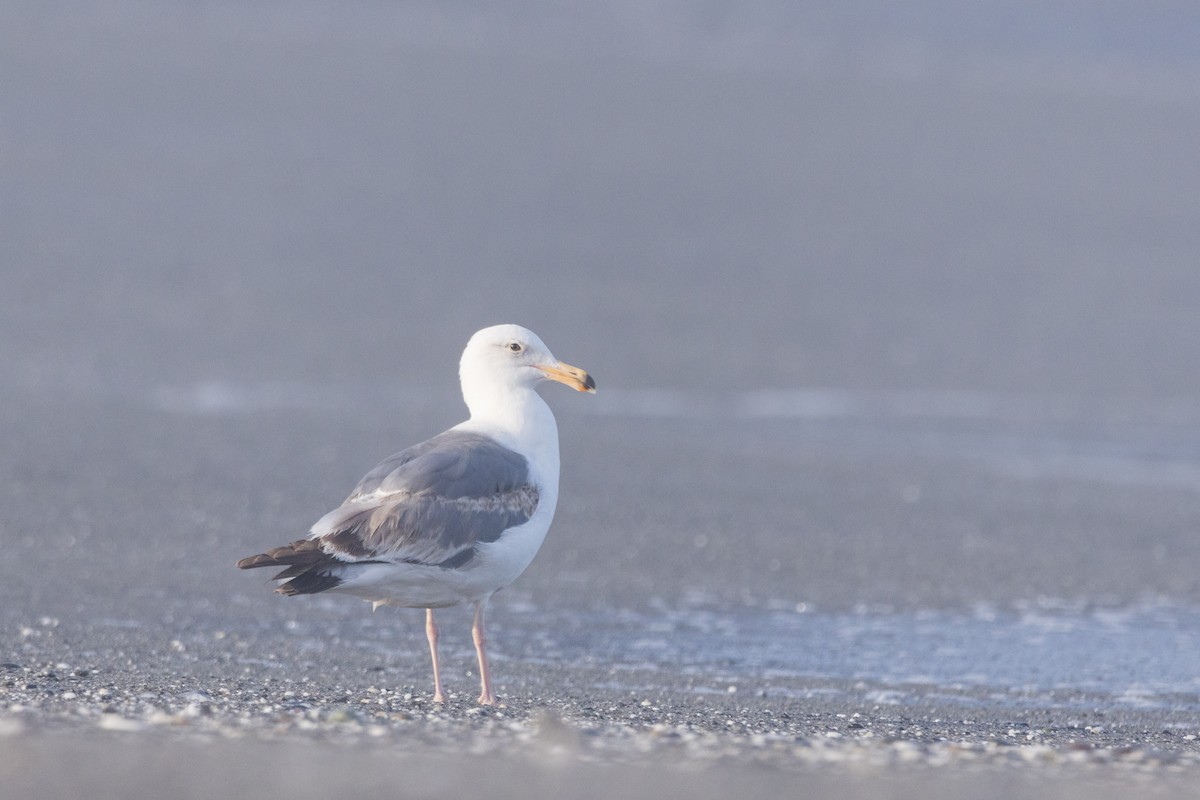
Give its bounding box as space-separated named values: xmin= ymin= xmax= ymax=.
xmin=5 ymin=662 xmax=1200 ymax=789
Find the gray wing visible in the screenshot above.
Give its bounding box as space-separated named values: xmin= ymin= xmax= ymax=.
xmin=311 ymin=430 xmax=539 ymax=569
xmin=346 ymin=430 xmax=530 ymax=502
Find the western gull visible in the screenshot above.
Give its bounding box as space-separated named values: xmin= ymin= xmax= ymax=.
xmin=237 ymin=324 xmax=595 ymax=705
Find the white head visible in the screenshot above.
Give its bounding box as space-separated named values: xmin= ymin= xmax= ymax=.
xmin=459 ymin=324 xmax=595 ymax=416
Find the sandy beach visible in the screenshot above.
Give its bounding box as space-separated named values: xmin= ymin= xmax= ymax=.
xmin=4 ymin=2 xmax=1200 ymax=796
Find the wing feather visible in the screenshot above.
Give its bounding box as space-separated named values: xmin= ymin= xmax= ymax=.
xmin=237 ymin=430 xmax=539 ymax=593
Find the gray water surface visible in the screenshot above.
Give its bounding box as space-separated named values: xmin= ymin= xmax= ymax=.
xmin=529 ymin=601 xmax=1200 ymax=712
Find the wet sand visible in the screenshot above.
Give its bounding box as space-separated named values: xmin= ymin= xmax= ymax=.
xmin=9 ymin=738 xmax=1198 ymax=800
xmin=4 ymin=395 xmax=1200 ymax=796
xmin=4 ymin=661 xmax=1200 ymax=799
xmin=5 ymin=628 xmax=1200 ymax=800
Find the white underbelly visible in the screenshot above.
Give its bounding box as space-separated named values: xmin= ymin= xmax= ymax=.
xmin=329 ymin=500 xmax=556 ymax=608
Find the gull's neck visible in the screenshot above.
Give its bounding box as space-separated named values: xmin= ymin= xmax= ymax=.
xmin=462 ymin=384 xmax=560 ymax=465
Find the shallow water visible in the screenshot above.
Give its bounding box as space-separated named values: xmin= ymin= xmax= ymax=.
xmin=467 ymin=599 xmax=1197 ymax=713
xmin=144 ymin=378 xmax=1200 ymax=492
xmin=277 ymin=592 xmax=1200 ymax=714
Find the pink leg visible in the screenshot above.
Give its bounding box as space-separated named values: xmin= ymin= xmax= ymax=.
xmin=425 ymin=608 xmax=445 ymax=703
xmin=472 ymin=600 xmax=496 ymax=705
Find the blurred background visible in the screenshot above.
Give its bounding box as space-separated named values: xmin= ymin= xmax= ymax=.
xmin=3 ymin=1 xmax=1200 ymax=619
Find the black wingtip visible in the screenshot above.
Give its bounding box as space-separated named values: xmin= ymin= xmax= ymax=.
xmin=275 ymin=572 xmax=343 ymax=595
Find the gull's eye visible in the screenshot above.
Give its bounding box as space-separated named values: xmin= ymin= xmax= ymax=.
xmin=507 ymin=341 xmax=524 ymax=353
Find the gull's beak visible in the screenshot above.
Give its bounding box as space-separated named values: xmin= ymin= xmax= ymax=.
xmin=537 ymin=361 xmax=597 ymax=393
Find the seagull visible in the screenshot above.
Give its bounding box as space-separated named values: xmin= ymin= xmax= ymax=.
xmin=237 ymin=324 xmax=595 ymax=705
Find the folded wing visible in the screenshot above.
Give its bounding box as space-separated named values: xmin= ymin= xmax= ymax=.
xmin=237 ymin=431 xmax=539 ymax=594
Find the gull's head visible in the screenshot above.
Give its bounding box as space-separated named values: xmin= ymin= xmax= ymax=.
xmin=459 ymin=325 xmax=596 ymax=407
